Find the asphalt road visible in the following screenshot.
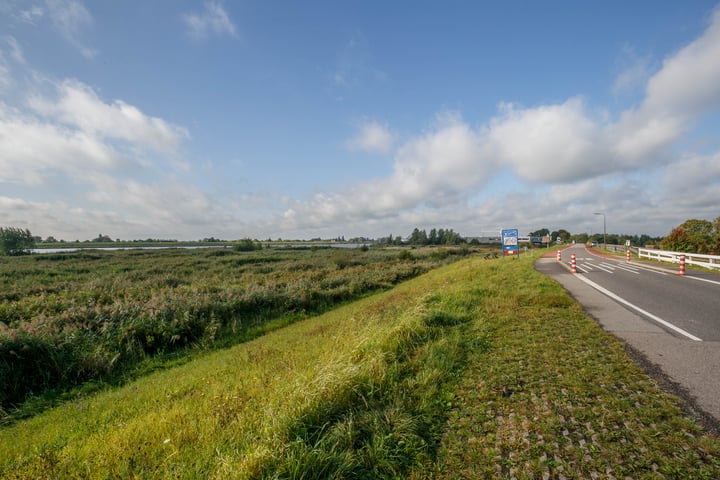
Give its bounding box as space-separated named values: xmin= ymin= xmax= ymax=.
xmin=563 ymin=244 xmax=720 ymax=341
xmin=535 ymin=245 xmax=720 ymax=429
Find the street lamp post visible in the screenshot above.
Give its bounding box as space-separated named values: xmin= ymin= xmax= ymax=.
xmin=594 ymin=212 xmax=606 ymax=248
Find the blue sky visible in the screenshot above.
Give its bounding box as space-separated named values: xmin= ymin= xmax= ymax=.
xmin=2 ymin=1 xmax=720 ymax=241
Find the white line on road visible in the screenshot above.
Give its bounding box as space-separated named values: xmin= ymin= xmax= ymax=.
xmin=612 ymin=264 xmax=641 ymax=274
xmin=684 ymin=275 xmax=720 ymax=286
xmin=588 ymin=262 xmax=614 ymax=273
xmin=574 ymin=274 xmax=703 ymax=342
xmin=575 ymin=264 xmax=591 ymax=273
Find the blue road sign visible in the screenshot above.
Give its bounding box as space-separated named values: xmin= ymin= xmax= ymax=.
xmin=501 ymin=229 xmax=519 ymax=256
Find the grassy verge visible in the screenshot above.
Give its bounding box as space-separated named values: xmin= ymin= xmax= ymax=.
xmin=1 ymin=254 xmax=719 ymax=478
xmin=432 ymin=257 xmax=720 ymax=479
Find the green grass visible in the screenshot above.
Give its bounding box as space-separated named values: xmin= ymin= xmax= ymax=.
xmin=431 ymin=257 xmax=720 ymax=479
xmin=1 ymin=251 xmax=719 ymax=478
xmin=0 ymin=252 xmax=482 ymax=478
xmin=0 ymin=246 xmax=471 ymax=413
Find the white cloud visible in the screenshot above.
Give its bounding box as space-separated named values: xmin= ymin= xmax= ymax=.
xmin=613 ymin=45 xmax=652 ymax=95
xmin=0 ymin=102 xmax=121 ymax=184
xmin=84 ymin=173 xmax=216 ymax=224
xmin=45 ymin=0 xmax=96 ymax=58
xmin=610 ymin=8 xmax=720 ymax=163
xmin=284 ymin=114 xmax=493 ymax=230
xmin=645 ymin=8 xmax=720 ymax=116
xmin=345 ymin=121 xmax=394 ymax=154
xmin=0 ymin=37 xmax=25 ymax=91
xmin=488 ymin=98 xmax=609 ymax=183
xmin=3 ymin=36 xmax=26 ymax=65
xmin=27 ymin=80 xmax=189 ymax=153
xmin=660 ymin=152 xmax=720 ymax=214
xmin=183 ymin=2 xmax=237 ymax=39
xmin=13 ymin=5 xmax=45 ymax=25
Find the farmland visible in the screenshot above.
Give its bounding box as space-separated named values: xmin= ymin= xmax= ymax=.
xmin=0 ymin=245 xmax=470 ymax=415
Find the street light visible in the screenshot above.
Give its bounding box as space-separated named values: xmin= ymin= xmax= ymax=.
xmin=594 ymin=212 xmax=606 ymax=248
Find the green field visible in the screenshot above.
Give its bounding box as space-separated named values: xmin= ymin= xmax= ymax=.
xmin=1 ymin=249 xmax=719 ymax=478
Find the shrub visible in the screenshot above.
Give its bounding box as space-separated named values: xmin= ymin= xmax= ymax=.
xmin=0 ymin=227 xmax=35 ymax=256
xmin=234 ymin=239 xmax=262 ymax=252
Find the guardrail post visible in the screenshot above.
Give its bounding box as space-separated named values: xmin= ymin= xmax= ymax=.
xmin=679 ymin=254 xmax=686 ymax=276
xmin=571 ymin=253 xmax=577 ymax=274
xmin=626 ymin=249 xmax=630 ymax=262
xmin=557 ymin=250 xmax=561 ymax=262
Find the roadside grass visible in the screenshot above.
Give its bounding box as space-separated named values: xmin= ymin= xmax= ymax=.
xmin=1 ymin=253 xmax=719 ymax=478
xmin=432 ymin=257 xmax=720 ymax=479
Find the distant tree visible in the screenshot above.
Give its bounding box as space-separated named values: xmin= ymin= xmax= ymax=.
xmin=712 ymin=217 xmax=720 ymax=253
xmin=661 ymin=218 xmax=716 ymax=253
xmin=409 ymin=228 xmax=428 ymax=245
xmin=530 ymin=228 xmax=550 ymax=237
xmin=680 ymin=219 xmax=713 ymax=253
xmin=45 ymin=236 xmax=58 ymax=243
xmin=0 ymin=227 xmax=36 ymax=256
xmin=234 ymin=238 xmax=262 ymax=252
xmin=660 ymin=227 xmax=693 ymax=252
xmin=440 ymin=228 xmax=464 ymax=245
xmin=92 ymin=234 xmax=114 ymax=242
xmin=571 ymin=233 xmax=589 ymax=244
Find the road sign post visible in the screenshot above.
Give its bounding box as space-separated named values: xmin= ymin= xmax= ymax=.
xmin=501 ymin=229 xmax=519 ymax=257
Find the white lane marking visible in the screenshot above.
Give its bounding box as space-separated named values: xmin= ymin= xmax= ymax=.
xmin=574 ymin=274 xmax=703 ymax=342
xmin=575 ymin=264 xmax=591 ymax=273
xmin=612 ymin=264 xmax=641 ymax=274
xmin=684 ymin=275 xmax=720 ymax=286
xmin=599 ymin=262 xmax=619 ymax=270
xmin=588 ymin=262 xmax=614 ymax=273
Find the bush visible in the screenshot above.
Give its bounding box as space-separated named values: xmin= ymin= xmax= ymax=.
xmin=234 ymin=239 xmax=262 ymax=252
xmin=0 ymin=227 xmax=35 ymax=256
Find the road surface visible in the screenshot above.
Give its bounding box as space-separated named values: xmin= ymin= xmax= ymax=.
xmin=536 ymin=245 xmax=720 ymax=430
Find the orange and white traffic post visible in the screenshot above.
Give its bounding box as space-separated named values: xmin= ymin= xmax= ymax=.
xmin=571 ymin=253 xmax=577 ymax=274
xmin=626 ymin=249 xmax=631 ymax=262
xmin=679 ymin=254 xmax=686 ymax=276
xmin=557 ymin=250 xmax=561 ymax=262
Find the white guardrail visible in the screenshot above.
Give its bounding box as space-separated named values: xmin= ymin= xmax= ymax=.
xmin=638 ymin=248 xmax=720 ymax=270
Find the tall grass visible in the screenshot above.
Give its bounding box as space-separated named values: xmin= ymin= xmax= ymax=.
xmin=0 ymin=247 xmax=471 ymax=415
xmin=0 ymin=254 xmax=485 ymax=478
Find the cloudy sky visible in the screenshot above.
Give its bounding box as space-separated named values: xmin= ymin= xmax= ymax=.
xmin=1 ymin=1 xmax=720 ymax=241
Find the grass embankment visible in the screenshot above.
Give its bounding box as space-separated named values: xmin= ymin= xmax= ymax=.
xmin=1 ymin=251 xmax=483 ymax=478
xmin=0 ymin=247 xmax=465 ymax=415
xmin=2 ymin=253 xmax=719 ymax=478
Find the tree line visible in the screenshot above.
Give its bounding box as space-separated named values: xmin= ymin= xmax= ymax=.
xmin=379 ymin=228 xmax=466 ymax=246
xmin=3 ymin=217 xmax=718 ymax=257
xmin=660 ymin=217 xmax=720 ymax=254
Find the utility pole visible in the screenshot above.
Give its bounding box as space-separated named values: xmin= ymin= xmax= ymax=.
xmin=594 ymin=212 xmax=606 ymax=248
